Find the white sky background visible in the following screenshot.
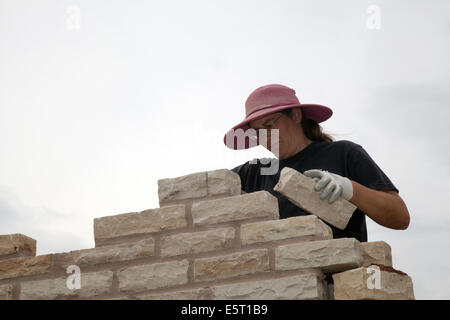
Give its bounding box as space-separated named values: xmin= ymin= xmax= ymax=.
xmin=1 ymin=0 xmax=449 ymax=299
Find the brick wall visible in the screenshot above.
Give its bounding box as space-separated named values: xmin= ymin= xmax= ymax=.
xmin=0 ymin=168 xmax=414 ymax=300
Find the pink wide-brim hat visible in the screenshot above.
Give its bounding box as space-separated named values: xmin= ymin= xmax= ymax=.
xmin=223 ymin=84 xmax=333 ymax=150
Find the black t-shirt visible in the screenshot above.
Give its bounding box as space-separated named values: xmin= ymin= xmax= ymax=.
xmin=230 ymin=140 xmax=399 ymax=243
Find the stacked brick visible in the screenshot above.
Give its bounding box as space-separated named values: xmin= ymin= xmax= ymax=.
xmin=0 ymin=168 xmax=414 ymax=300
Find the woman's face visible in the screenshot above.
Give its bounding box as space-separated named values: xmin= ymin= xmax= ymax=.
xmin=249 ymin=108 xmax=306 ymax=159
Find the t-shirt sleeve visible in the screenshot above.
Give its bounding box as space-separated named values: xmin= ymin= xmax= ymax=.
xmin=231 ymin=163 xmax=246 ymax=190
xmin=347 ymin=145 xmax=399 ymax=193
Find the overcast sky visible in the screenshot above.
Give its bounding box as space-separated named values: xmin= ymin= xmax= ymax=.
xmin=1 ymin=0 xmax=449 ymax=299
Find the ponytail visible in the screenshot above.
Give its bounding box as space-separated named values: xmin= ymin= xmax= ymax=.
xmin=281 ymin=108 xmax=334 ymax=142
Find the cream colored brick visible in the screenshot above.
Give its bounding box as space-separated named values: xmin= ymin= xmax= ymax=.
xmin=0 ymin=284 xmax=13 ymax=300
xmin=0 ymin=254 xmax=52 ymax=280
xmin=160 ymin=228 xmax=235 ymax=257
xmin=0 ymin=234 xmax=36 ymax=257
xmin=194 ymin=249 xmax=269 ymax=282
xmin=118 ymin=260 xmax=189 ymax=293
xmin=158 ymin=172 xmax=207 ymax=204
xmin=206 ymin=169 xmax=241 ymax=197
xmin=276 ymin=238 xmax=363 ymax=273
xmin=211 ymin=272 xmax=328 ymax=300
xmin=55 ymin=238 xmax=155 ymax=268
xmin=192 ymin=191 xmax=279 ymax=226
xmin=137 ymin=287 xmax=213 ymax=300
xmin=362 ymin=241 xmax=392 ymax=267
xmin=333 ymin=266 xmax=415 ymax=300
xmin=274 ymin=167 xmax=356 ymax=230
xmin=94 ymin=205 xmax=186 ymax=241
xmin=20 ymin=270 xmax=113 ymax=299
xmin=241 ymin=215 xmax=332 ymax=245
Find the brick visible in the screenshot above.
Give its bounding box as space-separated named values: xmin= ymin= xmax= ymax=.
xmin=362 ymin=241 xmax=392 ymax=267
xmin=136 ymin=287 xmax=213 ymax=300
xmin=160 ymin=228 xmax=235 ymax=257
xmin=206 ymin=169 xmax=241 ymax=197
xmin=276 ymin=238 xmax=363 ymax=273
xmin=94 ymin=205 xmax=186 ymax=241
xmin=192 ymin=191 xmax=279 ymax=226
xmin=0 ymin=284 xmax=13 ymax=300
xmin=19 ymin=270 xmax=113 ymax=299
xmin=55 ymin=238 xmax=155 ymax=268
xmin=211 ymin=272 xmax=328 ymax=300
xmin=194 ymin=249 xmax=269 ymax=282
xmin=118 ymin=260 xmax=189 ymax=293
xmin=274 ymin=167 xmax=356 ymax=230
xmin=240 ymin=215 xmax=332 ymax=245
xmin=0 ymin=234 xmax=36 ymax=258
xmin=0 ymin=254 xmax=52 ymax=280
xmin=158 ymin=172 xmax=207 ymax=204
xmin=332 ymin=266 xmax=415 ymax=300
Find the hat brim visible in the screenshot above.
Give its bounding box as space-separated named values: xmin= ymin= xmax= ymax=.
xmin=223 ymin=103 xmax=332 ymax=150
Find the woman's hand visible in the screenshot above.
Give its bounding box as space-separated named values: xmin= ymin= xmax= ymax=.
xmin=303 ymin=169 xmax=353 ymax=203
xmin=304 ymin=169 xmax=410 ymax=230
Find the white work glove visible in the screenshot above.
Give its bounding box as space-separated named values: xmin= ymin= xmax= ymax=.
xmin=303 ymin=169 xmax=353 ymax=204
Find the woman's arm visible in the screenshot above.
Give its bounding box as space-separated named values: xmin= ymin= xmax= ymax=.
xmin=349 ymin=180 xmax=410 ymax=230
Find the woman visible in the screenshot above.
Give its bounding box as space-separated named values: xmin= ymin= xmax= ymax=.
xmin=224 ymin=84 xmax=410 ymax=242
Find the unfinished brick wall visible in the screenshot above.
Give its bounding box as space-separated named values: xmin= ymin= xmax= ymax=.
xmin=0 ymin=169 xmax=414 ymax=300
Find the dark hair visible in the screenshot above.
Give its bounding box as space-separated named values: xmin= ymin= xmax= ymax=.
xmin=281 ymin=108 xmax=334 ymax=142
